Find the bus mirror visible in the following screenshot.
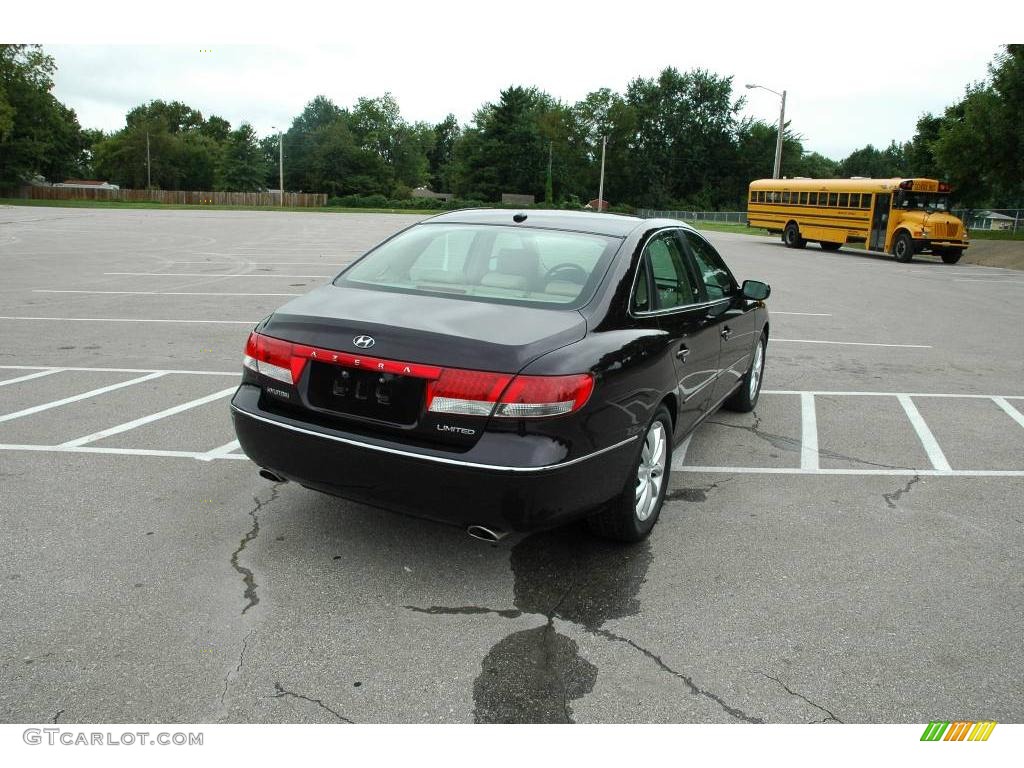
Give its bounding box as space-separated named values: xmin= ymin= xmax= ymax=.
xmin=742 ymin=280 xmax=771 ymax=301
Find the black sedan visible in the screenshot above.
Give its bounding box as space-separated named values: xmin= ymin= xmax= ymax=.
xmin=231 ymin=209 xmax=770 ymax=541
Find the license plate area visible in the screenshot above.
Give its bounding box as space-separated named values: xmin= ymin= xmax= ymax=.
xmin=306 ymin=361 xmax=424 ymax=425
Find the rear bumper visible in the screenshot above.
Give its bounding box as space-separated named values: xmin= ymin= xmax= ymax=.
xmin=230 ymin=385 xmax=638 ymax=532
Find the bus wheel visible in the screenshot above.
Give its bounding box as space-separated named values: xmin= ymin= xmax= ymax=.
xmin=819 ymin=241 xmax=841 ymax=251
xmin=939 ymin=249 xmax=962 ymax=264
xmin=892 ymin=232 xmax=914 ymax=262
xmin=783 ymin=222 xmax=806 ymax=249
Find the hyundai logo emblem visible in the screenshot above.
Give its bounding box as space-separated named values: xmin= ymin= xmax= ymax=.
xmin=353 ymin=335 xmax=375 ymax=349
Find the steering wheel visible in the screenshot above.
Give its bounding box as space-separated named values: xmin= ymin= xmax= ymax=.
xmin=543 ymin=263 xmax=589 ymax=285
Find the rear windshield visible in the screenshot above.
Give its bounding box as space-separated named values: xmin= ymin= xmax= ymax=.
xmin=335 ymin=223 xmax=620 ymax=309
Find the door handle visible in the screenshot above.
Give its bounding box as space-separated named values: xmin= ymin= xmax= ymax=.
xmin=676 ymin=344 xmax=690 ymax=362
xmin=721 ymin=326 xmax=732 ymax=341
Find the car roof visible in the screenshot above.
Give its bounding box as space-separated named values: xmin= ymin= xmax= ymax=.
xmin=423 ymin=208 xmax=651 ymax=238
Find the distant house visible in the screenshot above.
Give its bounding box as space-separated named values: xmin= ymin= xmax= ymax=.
xmin=412 ymin=187 xmax=453 ymax=203
xmin=586 ymin=198 xmax=609 ymax=211
xmin=54 ymin=179 xmax=120 ymax=190
xmin=974 ymin=210 xmax=1015 ymax=231
xmin=501 ymin=193 xmax=535 ymax=206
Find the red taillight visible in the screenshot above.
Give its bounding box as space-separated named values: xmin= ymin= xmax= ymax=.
xmin=426 ymin=369 xmax=514 ymax=416
xmin=938 ymin=181 xmax=951 ymax=193
xmin=899 ymin=179 xmax=913 ymax=190
xmin=243 ymin=332 xmax=594 ymax=418
xmin=494 ymin=374 xmax=594 ymax=418
xmin=243 ymin=332 xmax=307 ymax=384
xmin=426 ymin=371 xmax=593 ymax=418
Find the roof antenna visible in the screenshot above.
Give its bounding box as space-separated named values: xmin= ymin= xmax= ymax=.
xmin=513 ymin=212 xmax=528 ymax=223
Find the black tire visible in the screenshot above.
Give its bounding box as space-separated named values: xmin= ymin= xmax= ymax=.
xmin=819 ymin=241 xmax=842 ymax=251
xmin=783 ymin=222 xmax=806 ymax=249
xmin=724 ymin=331 xmax=767 ymax=413
xmin=892 ymin=231 xmax=915 ymax=262
xmin=587 ymin=405 xmax=673 ymax=542
xmin=939 ymin=249 xmax=963 ymax=264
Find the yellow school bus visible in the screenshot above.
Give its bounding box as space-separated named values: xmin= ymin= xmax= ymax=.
xmin=747 ymin=177 xmax=969 ymax=263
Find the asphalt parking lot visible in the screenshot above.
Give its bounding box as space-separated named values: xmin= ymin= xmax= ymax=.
xmin=1 ymin=206 xmax=1022 ymax=724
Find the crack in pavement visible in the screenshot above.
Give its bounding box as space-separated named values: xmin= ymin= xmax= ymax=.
xmin=758 ymin=671 xmax=843 ymax=723
xmin=230 ymin=483 xmax=281 ymax=615
xmin=269 ymin=682 xmax=354 ymax=723
xmin=664 ymin=476 xmax=736 ymax=503
xmin=220 ymin=629 xmax=256 ymax=708
xmin=593 ymin=628 xmax=764 ymax=723
xmin=404 ymin=605 xmax=523 ymax=619
xmin=882 ymin=475 xmax=922 ymax=509
xmin=51 ymin=709 xmax=63 ymax=724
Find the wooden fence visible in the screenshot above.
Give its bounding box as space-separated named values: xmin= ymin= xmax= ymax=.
xmin=19 ymin=186 xmax=327 ymax=208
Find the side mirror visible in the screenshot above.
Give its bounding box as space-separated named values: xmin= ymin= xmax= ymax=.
xmin=741 ymin=279 xmax=770 ymax=301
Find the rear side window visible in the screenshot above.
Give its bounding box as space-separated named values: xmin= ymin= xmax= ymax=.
xmin=683 ymin=231 xmax=736 ymax=302
xmin=338 ymin=223 xmax=618 ymax=309
xmin=645 ymin=231 xmax=698 ymax=310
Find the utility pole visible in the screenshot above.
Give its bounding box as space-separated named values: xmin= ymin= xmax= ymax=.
xmin=273 ymin=126 xmax=284 ymax=206
xmin=146 ymin=132 xmax=151 ymax=190
xmin=597 ymin=135 xmax=607 ymax=211
xmin=546 ymin=140 xmax=553 ymax=205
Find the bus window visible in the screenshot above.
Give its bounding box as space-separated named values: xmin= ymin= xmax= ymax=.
xmin=860 ymin=194 xmax=871 ymax=209
xmin=838 ymin=193 xmax=849 ymax=207
xmin=848 ymin=193 xmax=860 ymax=208
xmin=749 ymin=191 xmax=756 ymax=203
xmin=828 ymin=193 xmax=838 ymax=206
xmin=809 ymin=192 xmax=818 ymax=205
xmin=758 ymin=191 xmax=765 ymax=203
xmin=799 ymin=192 xmax=808 ymax=205
xmin=782 ymin=191 xmax=791 ymax=204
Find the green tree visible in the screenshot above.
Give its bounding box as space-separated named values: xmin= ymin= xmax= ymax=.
xmin=215 ymin=123 xmax=267 ymax=191
xmin=0 ymin=44 xmax=85 ymax=184
xmin=426 ymin=114 xmax=460 ymax=192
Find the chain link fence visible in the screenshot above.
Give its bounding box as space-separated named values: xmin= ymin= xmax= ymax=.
xmin=638 ymin=207 xmax=1024 ymax=233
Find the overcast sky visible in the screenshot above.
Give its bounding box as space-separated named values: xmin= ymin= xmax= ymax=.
xmin=29 ymin=3 xmax=1016 ymax=160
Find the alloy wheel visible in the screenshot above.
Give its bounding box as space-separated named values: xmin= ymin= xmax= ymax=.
xmin=635 ymin=421 xmax=667 ymax=521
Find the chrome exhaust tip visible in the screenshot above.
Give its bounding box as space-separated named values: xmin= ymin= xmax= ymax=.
xmin=467 ymin=525 xmax=507 ymax=543
xmin=258 ymin=468 xmax=287 ymax=483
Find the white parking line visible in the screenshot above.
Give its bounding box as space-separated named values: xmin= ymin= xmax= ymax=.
xmin=674 ymin=434 xmax=692 ymax=465
xmin=767 ymin=312 xmax=832 ymax=317
xmin=0 ymin=443 xmax=249 ymax=461
xmin=992 ymin=397 xmax=1024 ymax=429
xmin=772 ymin=338 xmax=932 ymax=349
xmin=60 ymin=387 xmax=238 ymax=447
xmin=0 ymin=372 xmax=166 ymax=424
xmin=0 ymin=365 xmax=238 ymax=376
xmin=800 ymin=392 xmax=819 ymax=470
xmin=103 ymin=272 xmax=331 ymax=278
xmin=897 ymin=395 xmax=952 ymax=471
xmin=197 ymin=439 xmax=242 ymax=462
xmin=34 ymin=290 xmax=302 ymax=297
xmin=0 ymin=316 xmax=256 ymax=325
xmin=0 ymin=369 xmax=62 ymax=387
xmin=764 ymin=390 xmax=1024 ymax=399
xmin=673 ymin=466 xmax=1024 ymax=477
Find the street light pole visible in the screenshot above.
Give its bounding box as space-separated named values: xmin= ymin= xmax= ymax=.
xmin=597 ymin=135 xmax=607 ymax=210
xmin=745 ymin=84 xmax=787 ymax=179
